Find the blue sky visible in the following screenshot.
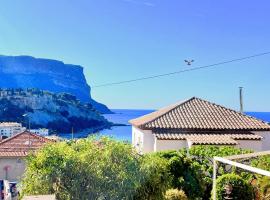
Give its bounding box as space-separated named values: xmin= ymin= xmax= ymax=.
xmin=0 ymin=0 xmax=269 ymax=111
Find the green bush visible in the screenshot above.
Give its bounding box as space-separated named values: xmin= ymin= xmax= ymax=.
xmin=214 ymin=173 xmax=254 ymax=200
xmin=251 ymin=156 xmax=270 ymax=199
xmin=154 ymin=150 xmax=204 ymax=199
xmin=134 ymin=154 xmax=172 ymax=200
xmin=181 ymin=145 xmax=253 ymax=199
xmin=21 ymin=137 xmax=172 ymax=200
xmin=164 ymin=189 xmax=188 ymax=200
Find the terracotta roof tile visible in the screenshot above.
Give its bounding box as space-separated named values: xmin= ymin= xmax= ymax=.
xmin=153 ymin=131 xmax=262 ymax=145
xmin=0 ymin=131 xmax=53 ymax=157
xmin=129 ymin=97 xmax=270 ymax=131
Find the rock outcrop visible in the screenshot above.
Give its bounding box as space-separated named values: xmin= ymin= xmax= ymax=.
xmin=0 ymin=88 xmax=112 ymax=133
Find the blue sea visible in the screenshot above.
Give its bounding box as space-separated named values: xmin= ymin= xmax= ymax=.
xmin=99 ymin=109 xmax=154 ymax=141
xmin=59 ymin=110 xmax=270 ymax=142
xmin=100 ymin=110 xmax=270 ymax=142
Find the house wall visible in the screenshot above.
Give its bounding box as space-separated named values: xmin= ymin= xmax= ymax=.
xmin=236 ymin=140 xmax=263 ymax=152
xmin=252 ymin=131 xmax=270 ymax=151
xmin=154 ymin=139 xmax=187 ymax=152
xmin=132 ymin=126 xmax=155 ymax=153
xmin=131 ymin=128 xmax=270 ymax=153
xmin=0 ymin=157 xmax=26 ymax=182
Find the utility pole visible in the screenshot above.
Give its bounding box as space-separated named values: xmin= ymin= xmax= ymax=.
xmin=28 ymin=118 xmax=31 ymax=130
xmin=71 ymin=127 xmax=74 ymax=140
xmin=23 ymin=114 xmax=31 ymax=149
xmin=239 ymin=87 xmax=243 ymax=113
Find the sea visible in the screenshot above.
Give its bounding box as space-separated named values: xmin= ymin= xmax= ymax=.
xmin=59 ymin=110 xmax=270 ymax=142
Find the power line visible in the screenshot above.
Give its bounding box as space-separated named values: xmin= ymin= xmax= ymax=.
xmin=92 ymin=51 xmax=270 ymax=88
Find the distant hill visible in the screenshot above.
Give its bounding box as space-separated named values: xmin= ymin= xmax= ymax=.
xmin=0 ymin=88 xmax=112 ymax=133
xmin=0 ymin=55 xmax=112 ymax=113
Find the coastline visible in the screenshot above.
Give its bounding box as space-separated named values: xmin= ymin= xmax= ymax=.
xmin=57 ymin=110 xmax=270 ymax=141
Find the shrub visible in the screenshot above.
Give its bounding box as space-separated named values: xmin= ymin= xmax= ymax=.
xmin=251 ymin=155 xmax=270 ymax=199
xmin=134 ymin=154 xmax=172 ymax=200
xmin=21 ymin=137 xmax=143 ymax=199
xmin=181 ymin=145 xmax=253 ymax=199
xmin=214 ymin=173 xmax=254 ymax=200
xmin=155 ymin=150 xmax=205 ymax=199
xmin=164 ymin=189 xmax=188 ymax=200
xmin=21 ymin=137 xmax=172 ymax=200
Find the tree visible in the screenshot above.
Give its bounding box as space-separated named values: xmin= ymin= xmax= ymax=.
xmin=21 ymin=137 xmax=172 ymax=200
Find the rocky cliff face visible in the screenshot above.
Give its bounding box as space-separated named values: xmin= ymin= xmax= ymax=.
xmin=0 ymin=55 xmax=111 ymax=113
xmin=0 ymin=88 xmax=112 ymax=133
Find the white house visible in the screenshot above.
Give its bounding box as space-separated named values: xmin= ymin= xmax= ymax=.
xmin=0 ymin=122 xmax=26 ymax=138
xmin=29 ymin=128 xmax=49 ymax=136
xmin=129 ymin=97 xmax=270 ymax=153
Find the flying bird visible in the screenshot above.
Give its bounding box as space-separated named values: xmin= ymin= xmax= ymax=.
xmin=184 ymin=59 xmax=194 ymax=65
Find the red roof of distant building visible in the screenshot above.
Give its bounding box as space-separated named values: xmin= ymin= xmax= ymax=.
xmin=0 ymin=131 xmax=52 ymax=157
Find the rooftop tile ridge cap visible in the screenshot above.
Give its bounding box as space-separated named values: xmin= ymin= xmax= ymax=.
xmin=0 ymin=131 xmax=52 ymax=145
xmin=129 ymin=97 xmax=197 ymax=127
xmin=0 ymin=131 xmax=27 ymax=145
xmin=29 ymin=132 xmax=53 ymax=142
xmin=196 ymin=97 xmax=270 ymax=127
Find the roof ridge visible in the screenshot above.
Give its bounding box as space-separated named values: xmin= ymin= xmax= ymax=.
xmin=0 ymin=131 xmax=51 ymax=146
xmin=196 ymin=97 xmax=270 ymax=125
xmin=129 ymin=96 xmax=270 ymax=130
xmin=129 ymin=97 xmax=196 ymax=127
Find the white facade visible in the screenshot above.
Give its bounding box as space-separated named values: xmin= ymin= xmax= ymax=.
xmin=154 ymin=138 xmax=188 ymax=152
xmin=132 ymin=126 xmax=270 ymax=153
xmin=132 ymin=126 xmax=155 ymax=153
xmin=29 ymin=128 xmax=49 ymax=136
xmin=132 ymin=127 xmax=188 ymax=153
xmin=252 ymin=131 xmax=270 ymax=151
xmin=0 ymin=123 xmax=26 ymax=138
xmin=0 ymin=157 xmax=26 ymax=182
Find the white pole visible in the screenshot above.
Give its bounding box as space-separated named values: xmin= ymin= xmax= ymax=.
xmin=214 ymin=156 xmax=270 ymax=177
xmin=213 ymin=159 xmax=217 ymax=200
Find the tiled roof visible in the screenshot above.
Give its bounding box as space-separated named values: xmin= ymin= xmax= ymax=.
xmin=0 ymin=152 xmax=28 ymax=157
xmin=153 ymin=132 xmax=262 ymax=145
xmin=0 ymin=131 xmax=52 ymax=157
xmin=129 ymin=97 xmax=270 ymax=131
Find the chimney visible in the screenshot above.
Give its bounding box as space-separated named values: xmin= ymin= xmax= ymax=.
xmin=239 ymin=87 xmax=243 ymax=113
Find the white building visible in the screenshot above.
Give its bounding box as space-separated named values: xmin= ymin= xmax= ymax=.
xmin=129 ymin=97 xmax=270 ymax=153
xmin=0 ymin=123 xmax=26 ymax=138
xmin=29 ymin=128 xmax=49 ymax=136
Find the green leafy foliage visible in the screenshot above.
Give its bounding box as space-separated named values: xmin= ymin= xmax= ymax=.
xmin=164 ymin=189 xmax=188 ymax=200
xmin=214 ymin=173 xmax=254 ymax=200
xmin=251 ymin=155 xmax=270 ymax=199
xmin=154 ymin=150 xmax=204 ymax=199
xmin=134 ymin=154 xmax=172 ymax=200
xmin=21 ymin=142 xmax=261 ymax=200
xmin=21 ymin=137 xmax=172 ymax=200
xmin=179 ymin=145 xmax=253 ymax=199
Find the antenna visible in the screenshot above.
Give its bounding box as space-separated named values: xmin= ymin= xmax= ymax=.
xmin=239 ymin=87 xmax=244 ymax=113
